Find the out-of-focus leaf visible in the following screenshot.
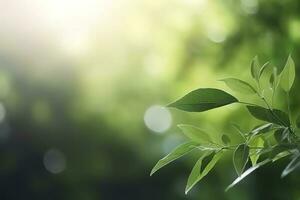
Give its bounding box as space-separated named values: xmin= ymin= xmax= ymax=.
xmin=221 ymin=134 xmax=231 ymax=145
xmin=247 ymin=106 xmax=290 ymax=126
xmin=150 ymin=141 xmax=198 ymax=176
xmin=251 ymin=56 xmax=260 ymax=82
xmin=249 ymin=137 xmax=264 ymax=166
xmin=226 ymin=159 xmax=271 ymax=191
xmin=281 ymin=154 xmax=300 ymax=178
xmin=168 ymin=88 xmax=238 ymax=112
xmin=280 ymin=55 xmax=295 ymax=92
xmin=233 ymin=144 xmax=249 ymax=176
xmin=220 ymin=78 xmax=256 ymax=94
xmin=178 ymin=124 xmax=212 ymax=144
xmin=186 ymin=151 xmax=223 ymax=194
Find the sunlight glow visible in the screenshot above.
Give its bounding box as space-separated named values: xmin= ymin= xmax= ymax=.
xmin=144 ymin=105 xmax=172 ymax=134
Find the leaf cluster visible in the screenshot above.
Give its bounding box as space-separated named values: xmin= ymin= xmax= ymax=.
xmin=151 ymin=55 xmax=300 ymax=193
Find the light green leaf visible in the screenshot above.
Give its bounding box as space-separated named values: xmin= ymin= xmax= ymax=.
xmin=259 ymin=61 xmax=270 ymax=78
xmin=247 ymin=106 xmax=290 ymax=126
xmin=269 ymin=67 xmax=279 ymax=90
xmin=250 ymin=123 xmax=274 ymax=137
xmin=226 ymin=159 xmax=270 ymax=191
xmin=251 ymin=56 xmax=260 ymax=81
xmin=233 ymin=144 xmax=249 ymax=176
xmin=249 ymin=137 xmax=264 ymax=166
xmin=150 ymin=141 xmax=198 ymax=176
xmin=168 ymin=88 xmax=238 ymax=112
xmin=186 ymin=151 xmax=223 ymax=194
xmin=178 ymin=124 xmax=212 ymax=144
xmin=220 ymin=78 xmax=256 ymax=94
xmin=281 ymin=154 xmax=300 ymax=178
xmin=280 ymin=55 xmax=295 ymax=92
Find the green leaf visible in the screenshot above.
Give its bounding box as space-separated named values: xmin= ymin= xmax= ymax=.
xmin=247 ymin=106 xmax=290 ymax=126
xmin=150 ymin=141 xmax=198 ymax=176
xmin=269 ymin=67 xmax=279 ymax=90
xmin=259 ymin=61 xmax=270 ymax=78
xmin=233 ymin=144 xmax=249 ymax=176
xmin=168 ymin=88 xmax=238 ymax=112
xmin=281 ymin=154 xmax=300 ymax=178
xmin=220 ymin=78 xmax=256 ymax=94
xmin=296 ymin=115 xmax=300 ymax=128
xmin=226 ymin=159 xmax=270 ymax=191
xmin=186 ymin=151 xmax=223 ymax=194
xmin=280 ymin=55 xmax=295 ymax=92
xmin=250 ymin=123 xmax=274 ymax=137
xmin=274 ymin=128 xmax=289 ymax=143
xmin=222 ymin=134 xmax=231 ymax=145
xmin=251 ymin=56 xmax=260 ymax=81
xmin=178 ymin=124 xmax=212 ymax=144
xmin=249 ymin=137 xmax=264 ymax=166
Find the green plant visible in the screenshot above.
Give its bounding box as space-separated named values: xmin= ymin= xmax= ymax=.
xmin=150 ymin=55 xmax=300 ymax=194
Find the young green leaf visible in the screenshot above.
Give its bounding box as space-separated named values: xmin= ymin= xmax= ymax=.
xmin=220 ymin=78 xmax=256 ymax=94
xmin=233 ymin=144 xmax=249 ymax=176
xmin=280 ymin=55 xmax=295 ymax=92
xmin=296 ymin=115 xmax=300 ymax=128
xmin=150 ymin=141 xmax=198 ymax=176
xmin=281 ymin=154 xmax=300 ymax=178
xmin=249 ymin=137 xmax=264 ymax=166
xmin=226 ymin=159 xmax=271 ymax=191
xmin=186 ymin=151 xmax=223 ymax=194
xmin=178 ymin=124 xmax=212 ymax=144
xmin=247 ymin=106 xmax=290 ymax=126
xmin=251 ymin=56 xmax=260 ymax=82
xmin=168 ymin=88 xmax=238 ymax=112
xmin=259 ymin=61 xmax=270 ymax=78
xmin=222 ymin=134 xmax=231 ymax=145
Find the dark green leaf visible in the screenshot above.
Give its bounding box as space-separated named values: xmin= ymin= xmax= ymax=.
xmin=178 ymin=124 xmax=212 ymax=144
xmin=150 ymin=141 xmax=198 ymax=176
xmin=222 ymin=134 xmax=231 ymax=145
xmin=168 ymin=88 xmax=238 ymax=112
xmin=186 ymin=151 xmax=223 ymax=194
xmin=247 ymin=106 xmax=290 ymax=126
xmin=281 ymin=154 xmax=300 ymax=178
xmin=220 ymin=78 xmax=256 ymax=94
xmin=226 ymin=159 xmax=270 ymax=191
xmin=233 ymin=144 xmax=249 ymax=176
xmin=296 ymin=115 xmax=300 ymax=128
xmin=274 ymin=128 xmax=289 ymax=143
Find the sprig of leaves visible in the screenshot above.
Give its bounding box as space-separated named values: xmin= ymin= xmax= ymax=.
xmin=151 ymin=55 xmax=299 ymax=193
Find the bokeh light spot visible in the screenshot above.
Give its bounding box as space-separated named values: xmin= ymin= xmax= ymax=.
xmin=43 ymin=148 xmax=66 ymax=174
xmin=144 ymin=105 xmax=172 ymax=134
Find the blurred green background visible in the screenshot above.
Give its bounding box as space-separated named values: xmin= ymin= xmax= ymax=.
xmin=0 ymin=0 xmax=300 ymax=199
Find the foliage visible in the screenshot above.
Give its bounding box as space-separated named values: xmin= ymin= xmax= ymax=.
xmin=151 ymin=56 xmax=299 ymax=194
